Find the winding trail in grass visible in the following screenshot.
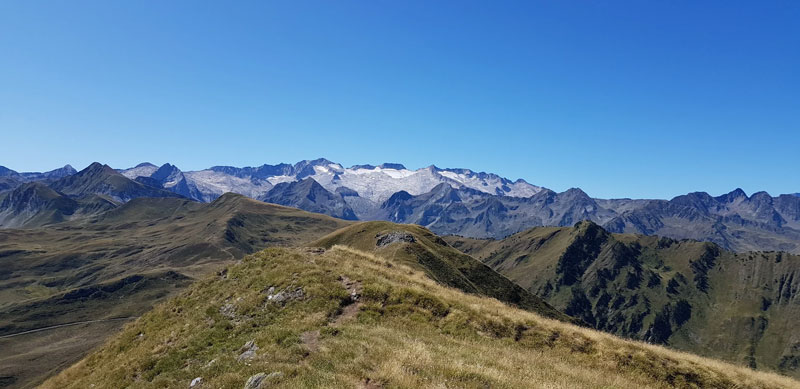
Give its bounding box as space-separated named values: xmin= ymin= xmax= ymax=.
xmin=0 ymin=317 xmax=137 ymax=339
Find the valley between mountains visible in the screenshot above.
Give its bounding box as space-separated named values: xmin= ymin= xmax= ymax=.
xmin=0 ymin=160 xmax=799 ymax=388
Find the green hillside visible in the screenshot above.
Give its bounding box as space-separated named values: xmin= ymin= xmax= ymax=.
xmin=42 ymin=246 xmax=798 ymax=388
xmin=0 ymin=194 xmax=350 ymax=388
xmin=445 ymin=221 xmax=800 ymax=378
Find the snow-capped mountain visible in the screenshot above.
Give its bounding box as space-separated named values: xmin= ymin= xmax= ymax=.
xmin=5 ymin=160 xmax=800 ymax=254
xmin=183 ymin=170 xmax=273 ymax=202
xmin=301 ymin=162 xmax=542 ymax=202
xmin=119 ymin=162 xmax=159 ymax=180
xmin=119 ymin=158 xmax=543 ymax=203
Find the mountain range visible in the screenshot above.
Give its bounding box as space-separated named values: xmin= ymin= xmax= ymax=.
xmin=1 ymin=159 xmax=799 ymax=253
xmin=0 ymin=163 xmax=180 ymax=228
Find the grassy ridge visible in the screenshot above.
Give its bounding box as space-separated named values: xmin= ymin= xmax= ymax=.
xmin=43 ymin=246 xmax=798 ymax=388
xmin=312 ymin=221 xmax=577 ymax=323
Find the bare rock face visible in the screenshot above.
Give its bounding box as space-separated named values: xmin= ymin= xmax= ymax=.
xmin=375 ymin=232 xmax=416 ymax=247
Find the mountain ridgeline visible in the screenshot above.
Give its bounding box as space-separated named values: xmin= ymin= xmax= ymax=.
xmin=311 ymin=221 xmax=576 ymax=324
xmin=3 ymin=159 xmax=798 ymax=254
xmin=100 ymin=160 xmax=800 ymax=255
xmin=445 ymin=221 xmax=800 ymax=378
xmin=0 ymin=163 xmax=183 ymax=228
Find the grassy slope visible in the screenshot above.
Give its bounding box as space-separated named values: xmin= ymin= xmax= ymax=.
xmin=43 ymin=246 xmax=798 ymax=389
xmin=444 ymin=221 xmax=800 ymax=378
xmin=311 ymin=221 xmax=577 ymax=323
xmin=0 ymin=194 xmax=350 ymax=388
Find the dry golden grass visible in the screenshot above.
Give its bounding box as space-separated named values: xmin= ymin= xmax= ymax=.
xmin=43 ymin=245 xmax=798 ymax=389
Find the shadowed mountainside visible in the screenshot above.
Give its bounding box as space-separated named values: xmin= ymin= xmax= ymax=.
xmin=445 ymin=221 xmax=800 ymax=378
xmin=48 ymin=162 xmax=183 ymax=203
xmin=260 ymin=177 xmax=357 ymax=220
xmin=0 ymin=182 xmax=118 ymax=228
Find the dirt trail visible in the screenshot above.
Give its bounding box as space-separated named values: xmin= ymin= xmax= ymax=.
xmin=0 ymin=317 xmax=136 ymax=339
xmin=333 ymin=276 xmax=363 ymax=326
xmin=300 ymin=276 xmax=363 ymax=353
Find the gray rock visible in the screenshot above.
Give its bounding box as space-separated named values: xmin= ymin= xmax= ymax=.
xmin=267 ymin=287 xmax=305 ymax=306
xmin=376 ymin=232 xmax=416 ymax=247
xmin=190 ymin=377 xmax=203 ymax=387
xmin=219 ymin=303 xmax=236 ymax=319
xmin=237 ymin=340 xmax=259 ymax=361
xmin=243 ymin=372 xmax=283 ymax=389
xmin=244 ymin=373 xmax=266 ymax=389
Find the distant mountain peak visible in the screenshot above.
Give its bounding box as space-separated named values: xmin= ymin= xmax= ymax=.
xmin=378 ymin=163 xmax=406 ymax=170
xmin=260 ymin=177 xmax=356 ymax=220
xmin=0 ymin=166 xmax=18 ymax=177
xmin=350 ymin=164 xmax=376 ymax=170
xmin=382 ymin=190 xmax=413 ymax=208
xmin=716 ymin=188 xmax=748 ymax=202
xmin=82 ymin=162 xmax=118 ymax=175
xmin=750 ymin=191 xmax=772 ymax=200
xmin=562 ymin=187 xmax=591 ymax=198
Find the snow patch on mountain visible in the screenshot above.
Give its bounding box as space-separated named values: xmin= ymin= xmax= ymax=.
xmin=438 ymin=169 xmax=540 ymax=198
xmin=184 ymin=170 xmax=273 ymax=201
xmin=266 ymin=175 xmax=296 ymax=186
xmin=303 ymin=164 xmax=542 ymax=202
xmin=120 ymin=163 xmax=159 ymax=180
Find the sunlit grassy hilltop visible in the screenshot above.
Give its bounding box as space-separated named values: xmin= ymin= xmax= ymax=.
xmin=43 ymin=241 xmax=798 ymax=388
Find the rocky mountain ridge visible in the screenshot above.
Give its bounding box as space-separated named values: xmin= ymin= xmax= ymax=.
xmin=0 ymin=163 xmax=182 ymax=228
xmin=2 ymin=160 xmax=799 ymax=253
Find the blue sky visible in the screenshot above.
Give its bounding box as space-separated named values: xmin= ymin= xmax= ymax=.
xmin=1 ymin=1 xmax=798 ymax=199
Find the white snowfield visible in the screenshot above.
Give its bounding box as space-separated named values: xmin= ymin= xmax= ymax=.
xmin=120 ymin=160 xmax=542 ymax=203
xmin=307 ymin=164 xmax=542 ymax=202
xmin=184 ymin=170 xmax=273 ymax=200
xmin=120 ymin=164 xmax=158 ymax=180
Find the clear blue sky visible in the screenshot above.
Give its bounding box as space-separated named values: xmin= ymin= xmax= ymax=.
xmin=1 ymin=1 xmax=798 ymax=199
